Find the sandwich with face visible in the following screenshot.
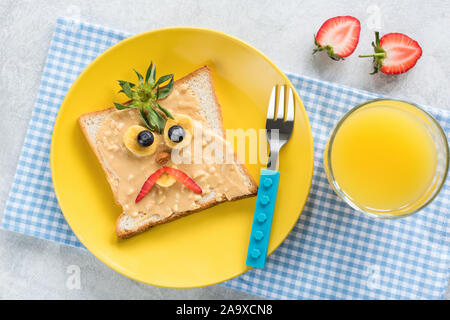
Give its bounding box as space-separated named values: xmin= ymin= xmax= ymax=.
xmin=82 ymin=63 xmax=257 ymax=238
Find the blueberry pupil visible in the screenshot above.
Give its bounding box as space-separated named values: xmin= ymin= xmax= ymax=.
xmin=137 ymin=130 xmax=154 ymax=147
xmin=168 ymin=125 xmax=185 ymax=143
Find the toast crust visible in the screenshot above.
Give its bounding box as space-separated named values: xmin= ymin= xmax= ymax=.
xmin=78 ymin=107 xmax=122 ymax=207
xmin=78 ymin=66 xmax=258 ymax=238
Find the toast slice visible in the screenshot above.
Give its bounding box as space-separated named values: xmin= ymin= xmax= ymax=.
xmin=79 ymin=66 xmax=258 ymax=238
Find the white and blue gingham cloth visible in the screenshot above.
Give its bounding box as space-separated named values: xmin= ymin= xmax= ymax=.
xmin=2 ymin=17 xmax=449 ymax=299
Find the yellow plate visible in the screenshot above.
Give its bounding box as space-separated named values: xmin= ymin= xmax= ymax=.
xmin=50 ymin=27 xmax=314 ymax=288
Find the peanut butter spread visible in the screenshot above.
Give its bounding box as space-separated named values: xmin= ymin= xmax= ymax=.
xmin=96 ymin=85 xmax=250 ymax=219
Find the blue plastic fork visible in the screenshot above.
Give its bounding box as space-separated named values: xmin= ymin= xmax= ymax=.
xmin=246 ymin=85 xmax=295 ymax=268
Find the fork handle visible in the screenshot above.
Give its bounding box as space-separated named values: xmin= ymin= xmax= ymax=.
xmin=246 ymin=169 xmax=280 ymax=268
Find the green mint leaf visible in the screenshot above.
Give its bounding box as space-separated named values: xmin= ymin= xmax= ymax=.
xmin=114 ymin=102 xmax=129 ymax=110
xmin=156 ymin=76 xmax=174 ymax=99
xmin=145 ymin=61 xmax=153 ymax=83
xmin=147 ymin=64 xmax=156 ymax=86
xmin=121 ymin=82 xmax=134 ymax=98
xmin=118 ymin=80 xmax=136 ymax=88
xmin=146 ymin=107 xmax=160 ymax=129
xmin=134 ymin=69 xmax=144 ymax=86
xmin=115 ymin=63 xmax=174 ymax=132
xmin=152 ymin=66 xmax=157 ymax=84
xmin=155 ymin=110 xmax=166 ymax=133
xmin=155 ymin=74 xmax=173 ymax=87
xmin=156 ymin=103 xmax=174 ymax=119
xmin=147 ymin=107 xmax=166 ymax=133
xmin=156 ymin=87 xmax=171 ymax=99
xmin=139 ymin=108 xmax=153 ymax=130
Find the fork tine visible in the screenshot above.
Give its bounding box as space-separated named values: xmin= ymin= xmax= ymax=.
xmin=286 ymin=87 xmax=295 ymax=122
xmin=276 ymin=85 xmax=285 ymax=120
xmin=266 ymin=85 xmax=277 ymax=119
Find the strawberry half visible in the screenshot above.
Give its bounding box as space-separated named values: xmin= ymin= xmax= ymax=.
xmin=135 ymin=168 xmax=165 ymax=203
xmin=164 ymin=166 xmax=202 ymax=194
xmin=313 ymin=16 xmax=361 ymax=60
xmin=359 ymin=32 xmax=422 ymax=74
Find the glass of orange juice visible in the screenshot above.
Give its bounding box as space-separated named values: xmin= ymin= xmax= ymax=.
xmin=324 ymin=99 xmax=449 ymax=218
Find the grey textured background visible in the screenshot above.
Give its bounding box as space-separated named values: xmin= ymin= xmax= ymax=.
xmin=0 ymin=0 xmax=449 ymax=299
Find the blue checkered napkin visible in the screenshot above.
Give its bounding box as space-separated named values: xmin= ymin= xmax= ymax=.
xmin=224 ymin=75 xmax=450 ymax=299
xmin=1 ymin=18 xmax=128 ymax=248
xmin=1 ymin=17 xmax=449 ymax=299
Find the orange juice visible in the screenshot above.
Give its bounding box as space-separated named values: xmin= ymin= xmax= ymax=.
xmin=325 ymin=100 xmax=439 ymax=215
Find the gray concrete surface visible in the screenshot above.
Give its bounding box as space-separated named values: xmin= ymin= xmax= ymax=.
xmin=0 ymin=0 xmax=449 ymax=299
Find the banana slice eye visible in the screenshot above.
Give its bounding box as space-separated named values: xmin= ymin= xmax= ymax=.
xmin=123 ymin=125 xmax=159 ymax=157
xmin=164 ymin=115 xmax=193 ymax=149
